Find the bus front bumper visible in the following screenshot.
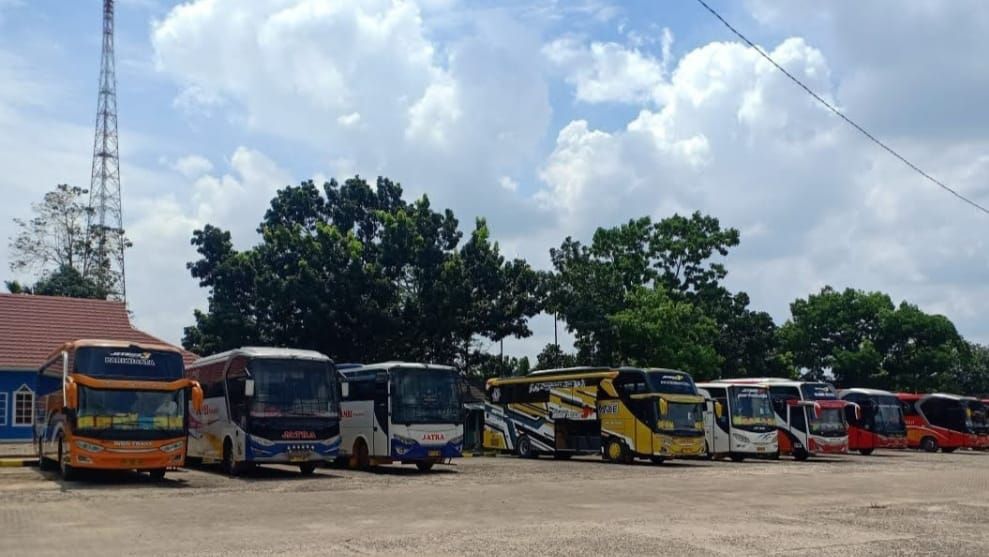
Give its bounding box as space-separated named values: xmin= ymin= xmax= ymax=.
xmin=247 ymin=436 xmax=340 ymax=463
xmin=69 ymin=437 xmax=187 ymax=470
xmin=391 ymin=438 xmax=463 ymax=461
xmin=655 ymin=435 xmax=705 ymax=458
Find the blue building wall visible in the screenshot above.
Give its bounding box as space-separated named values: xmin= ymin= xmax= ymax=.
xmin=0 ymin=370 xmax=59 ymax=442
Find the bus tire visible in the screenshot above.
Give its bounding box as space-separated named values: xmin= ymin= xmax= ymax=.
xmin=58 ymin=437 xmax=77 ymax=481
xmin=149 ymin=468 xmax=166 ymax=482
xmin=650 ymin=456 xmax=665 ymax=464
xmin=793 ymin=448 xmax=809 ymax=461
xmin=516 ymin=435 xmax=537 ymax=459
xmin=222 ymin=438 xmax=243 ymax=477
xmin=730 ymin=454 xmax=746 ymax=462
xmin=299 ymin=462 xmax=317 ymax=476
xmin=37 ymin=437 xmax=54 ymax=471
xmin=604 ymin=438 xmax=629 ymax=464
xmin=350 ymin=438 xmax=371 ymax=470
xmin=415 ymin=461 xmax=435 ymax=472
xmin=941 ymin=447 xmax=957 ymax=454
xmin=920 ymin=437 xmax=938 ymax=453
xmin=858 ymin=448 xmax=874 ymax=456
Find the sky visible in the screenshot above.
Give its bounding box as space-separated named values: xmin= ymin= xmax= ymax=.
xmin=2 ymin=0 xmax=989 ymax=361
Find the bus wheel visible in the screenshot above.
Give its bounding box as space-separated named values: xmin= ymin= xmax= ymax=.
xmin=604 ymin=439 xmax=629 ymax=464
xmin=920 ymin=437 xmax=938 ymax=453
xmin=149 ymin=468 xmax=166 ymax=482
xmin=858 ymin=448 xmax=874 ymax=456
xmin=793 ymin=448 xmax=809 ymax=461
xmin=650 ymin=456 xmax=665 ymax=465
xmin=299 ymin=462 xmax=317 ymax=476
xmin=730 ymin=454 xmax=746 ymax=462
xmin=222 ymin=439 xmax=243 ymax=477
xmin=516 ymin=435 xmax=536 ymax=459
xmin=350 ymin=439 xmax=370 ymax=470
xmin=415 ymin=461 xmax=435 ymax=472
xmin=58 ymin=437 xmax=77 ymax=481
xmin=941 ymin=447 xmax=957 ymax=454
xmin=37 ymin=437 xmax=53 ymax=471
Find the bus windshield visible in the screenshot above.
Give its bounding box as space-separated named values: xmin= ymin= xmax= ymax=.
xmin=249 ymin=359 xmax=339 ymax=418
xmin=800 ymin=382 xmax=838 ymax=401
xmin=729 ymin=386 xmax=776 ymax=432
xmin=74 ymin=347 xmax=184 ymax=380
xmin=966 ymin=401 xmax=988 ymax=434
xmin=646 ymin=370 xmax=697 ymax=395
xmin=391 ymin=368 xmax=461 ymax=425
xmin=657 ymin=401 xmax=705 ymax=435
xmin=808 ymin=407 xmax=845 ymax=436
xmin=872 ymin=395 xmax=907 ymax=434
xmin=76 ymin=386 xmax=185 ymax=438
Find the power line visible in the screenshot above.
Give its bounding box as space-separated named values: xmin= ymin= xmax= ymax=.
xmin=693 ymin=0 xmax=989 ymax=217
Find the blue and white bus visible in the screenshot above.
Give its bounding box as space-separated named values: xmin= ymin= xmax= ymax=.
xmin=185 ymin=347 xmax=341 ymax=475
xmin=338 ymin=362 xmax=464 ymax=472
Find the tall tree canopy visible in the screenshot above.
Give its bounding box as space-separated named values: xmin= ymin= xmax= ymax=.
xmin=6 ymin=184 xmax=125 ymax=298
xmin=779 ymin=286 xmax=965 ymax=391
xmin=184 ymin=177 xmax=541 ymax=374
xmin=547 ymin=211 xmax=780 ymax=377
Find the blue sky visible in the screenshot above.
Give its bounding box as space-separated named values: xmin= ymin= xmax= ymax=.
xmin=3 ymin=0 xmax=989 ymax=360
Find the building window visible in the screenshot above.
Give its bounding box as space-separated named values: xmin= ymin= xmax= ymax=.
xmin=13 ymin=385 xmax=33 ymax=427
xmin=0 ymin=392 xmax=7 ymax=426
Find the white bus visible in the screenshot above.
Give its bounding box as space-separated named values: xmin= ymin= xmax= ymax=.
xmin=722 ymin=378 xmax=852 ymax=460
xmin=185 ymin=347 xmax=341 ymax=475
xmin=338 ymin=362 xmax=464 ymax=472
xmin=697 ymin=381 xmax=778 ymax=461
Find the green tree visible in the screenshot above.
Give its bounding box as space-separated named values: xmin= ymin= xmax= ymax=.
xmin=7 ymin=184 xmax=126 ymax=298
xmin=534 ymin=343 xmax=578 ymax=370
xmin=184 ymin=176 xmax=541 ymax=371
xmin=779 ymin=286 xmax=965 ymax=390
xmin=608 ymin=286 xmax=722 ymax=379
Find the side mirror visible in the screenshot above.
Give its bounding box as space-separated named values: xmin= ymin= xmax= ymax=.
xmin=65 ymin=379 xmax=78 ymax=409
xmin=849 ymin=402 xmax=862 ymax=421
xmin=714 ymin=401 xmax=724 ymax=419
xmin=341 ymin=382 xmax=350 ymax=399
xmin=191 ymin=381 xmax=204 ymax=413
xmin=599 ymin=378 xmax=619 ymax=398
xmin=659 ymin=398 xmax=669 ymax=416
xmin=244 ymin=379 xmax=255 ymax=397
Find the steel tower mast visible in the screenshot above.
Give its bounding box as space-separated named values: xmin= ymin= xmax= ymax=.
xmin=87 ymin=0 xmax=126 ymax=299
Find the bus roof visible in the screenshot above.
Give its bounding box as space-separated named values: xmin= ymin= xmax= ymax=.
xmin=341 ymin=362 xmax=458 ymax=374
xmin=697 ymin=381 xmax=768 ymax=389
xmin=43 ymin=338 xmax=183 ymax=365
xmin=526 ymin=366 xmax=613 ymax=377
xmin=189 ymin=346 xmax=332 ymax=368
xmin=838 ymin=387 xmax=897 ymax=397
xmin=720 ymin=377 xmax=815 ymax=387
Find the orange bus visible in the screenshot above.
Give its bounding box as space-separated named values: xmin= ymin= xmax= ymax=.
xmin=35 ymin=340 xmax=203 ymax=481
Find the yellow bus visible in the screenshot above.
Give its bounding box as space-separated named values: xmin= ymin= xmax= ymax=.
xmin=36 ymin=339 xmax=203 ymax=481
xmin=483 ymin=367 xmax=714 ymax=463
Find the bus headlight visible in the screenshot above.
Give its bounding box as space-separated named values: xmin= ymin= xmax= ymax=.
xmin=732 ymin=433 xmax=749 ymax=445
xmin=75 ymin=440 xmax=104 ymax=452
xmin=251 ymin=435 xmax=276 ymax=447
xmin=160 ymin=440 xmax=185 ymax=453
xmin=448 ymin=435 xmax=463 ymax=446
xmin=393 ymin=434 xmax=417 ymax=447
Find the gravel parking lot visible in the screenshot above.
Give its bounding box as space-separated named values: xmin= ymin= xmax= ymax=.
xmin=1 ymin=451 xmax=987 ymax=556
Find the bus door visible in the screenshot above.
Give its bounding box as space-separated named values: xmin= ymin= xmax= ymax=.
xmin=373 ymin=371 xmax=390 ymax=457
xmin=620 ymin=375 xmax=654 ymax=455
xmin=706 ymin=387 xmax=730 ymax=454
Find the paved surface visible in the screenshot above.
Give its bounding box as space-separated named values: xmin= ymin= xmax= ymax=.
xmin=0 ymin=451 xmax=987 ymax=556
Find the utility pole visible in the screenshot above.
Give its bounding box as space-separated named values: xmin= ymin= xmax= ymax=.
xmin=87 ymin=0 xmax=126 ymax=300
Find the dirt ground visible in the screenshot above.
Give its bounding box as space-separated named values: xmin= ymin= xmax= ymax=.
xmin=0 ymin=450 xmax=987 ymax=556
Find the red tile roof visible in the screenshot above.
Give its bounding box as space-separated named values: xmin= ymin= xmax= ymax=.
xmin=0 ymin=294 xmax=197 ymax=370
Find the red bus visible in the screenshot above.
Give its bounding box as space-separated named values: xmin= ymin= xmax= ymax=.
xmin=962 ymin=397 xmax=989 ymax=450
xmin=897 ymin=393 xmax=970 ymax=453
xmin=838 ymin=388 xmax=907 ymax=455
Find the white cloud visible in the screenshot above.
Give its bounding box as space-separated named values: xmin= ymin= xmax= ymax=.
xmin=336 ymin=111 xmax=361 ymax=128
xmin=171 ymin=154 xmax=213 ymax=178
xmin=544 ymin=35 xmax=668 ymax=104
